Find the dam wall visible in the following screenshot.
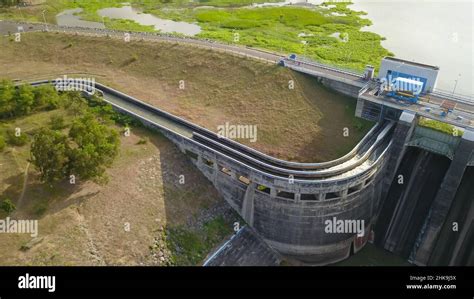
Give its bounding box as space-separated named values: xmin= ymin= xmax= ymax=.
xmin=320 ymin=77 xmax=363 ymax=98
xmin=182 ymin=132 xmax=389 ymax=265
xmin=25 ymin=45 xmax=473 ymax=265
xmin=375 ymin=113 xmax=474 ymax=266
xmin=107 ymin=54 xmax=472 ymax=265
xmin=97 ymin=78 xmax=472 ymax=266
xmin=109 ymin=100 xmax=391 ymax=265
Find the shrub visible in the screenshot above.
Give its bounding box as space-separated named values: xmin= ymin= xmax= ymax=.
xmin=136 ymin=137 xmax=148 ymax=145
xmin=14 ymin=84 xmax=35 ymax=116
xmin=50 ymin=115 xmax=66 ymax=130
xmin=0 ymin=198 xmax=16 ymax=214
xmin=6 ymin=129 xmax=29 ymax=146
xmin=418 ymin=118 xmax=463 ymax=136
xmin=33 ymin=201 xmax=48 ymax=216
xmin=33 ymin=84 xmax=61 ymax=110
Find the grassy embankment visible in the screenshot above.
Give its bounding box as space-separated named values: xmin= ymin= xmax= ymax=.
xmin=1 ymin=32 xmax=372 ymax=162
xmin=1 ymin=1 xmax=392 ymax=71
xmin=0 ymin=86 xmax=239 ymax=266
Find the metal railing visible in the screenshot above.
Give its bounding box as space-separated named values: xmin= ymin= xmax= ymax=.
xmin=290 ymin=55 xmax=365 ymax=78
xmin=431 ymin=88 xmax=474 ymax=105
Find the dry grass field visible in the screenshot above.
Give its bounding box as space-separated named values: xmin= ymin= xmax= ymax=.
xmin=0 ymin=32 xmax=371 ymax=163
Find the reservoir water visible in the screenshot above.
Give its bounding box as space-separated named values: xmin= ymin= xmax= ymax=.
xmin=56 ymin=8 xmax=105 ymax=29
xmin=56 ymin=6 xmax=201 ymax=36
xmin=254 ymin=0 xmax=473 ymax=98
xmin=350 ymin=0 xmax=473 ymax=98
xmin=97 ymin=6 xmax=201 ymax=36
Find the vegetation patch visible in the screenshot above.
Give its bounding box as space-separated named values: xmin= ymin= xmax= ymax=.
xmin=0 ymin=80 xmax=125 ymax=184
xmin=103 ymin=17 xmax=156 ymax=33
xmin=164 ymin=216 xmax=234 ymax=265
xmin=0 ymin=198 xmax=15 ymax=214
xmin=418 ymin=117 xmax=463 ymax=137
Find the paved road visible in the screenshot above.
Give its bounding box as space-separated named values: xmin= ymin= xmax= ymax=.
xmin=361 ymin=88 xmax=474 ymax=129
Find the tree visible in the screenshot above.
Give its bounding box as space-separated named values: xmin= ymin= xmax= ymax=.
xmin=30 ymin=114 xmax=120 ymax=185
xmin=50 ymin=114 xmax=66 ymax=130
xmin=33 ymin=84 xmax=61 ymax=110
xmin=68 ymin=114 xmax=120 ymax=183
xmin=0 ymin=0 xmax=20 ymax=7
xmin=14 ymin=84 xmax=35 ymax=116
xmin=64 ymin=91 xmax=88 ymax=116
xmin=30 ymin=128 xmax=70 ymax=183
xmin=0 ymin=79 xmax=15 ymax=118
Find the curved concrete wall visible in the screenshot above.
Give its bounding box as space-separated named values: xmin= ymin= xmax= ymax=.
xmin=152 ymin=119 xmax=392 ymax=264
xmin=101 ymin=88 xmax=393 ymax=264
xmin=28 ymin=80 xmax=392 ymax=264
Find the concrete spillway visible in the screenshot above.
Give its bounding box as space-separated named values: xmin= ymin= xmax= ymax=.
xmin=375 ymin=111 xmax=474 ymax=266
xmin=375 ymin=147 xmax=451 ymax=258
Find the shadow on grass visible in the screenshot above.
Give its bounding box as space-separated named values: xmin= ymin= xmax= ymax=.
xmin=1 ymin=172 xmax=99 ymax=220
xmin=143 ymin=128 xmax=238 ymax=266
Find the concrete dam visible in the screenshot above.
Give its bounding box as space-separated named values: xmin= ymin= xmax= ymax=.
xmin=21 ymin=26 xmax=474 ymax=265
xmin=285 ymin=56 xmax=474 ymax=266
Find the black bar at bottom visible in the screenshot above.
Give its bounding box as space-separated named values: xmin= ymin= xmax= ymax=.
xmin=0 ymin=266 xmax=471 ymax=298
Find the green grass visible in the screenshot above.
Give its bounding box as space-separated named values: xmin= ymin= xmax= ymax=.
xmin=165 ymin=216 xmax=234 ymax=265
xmin=193 ymin=4 xmax=391 ymax=71
xmin=418 ymin=118 xmax=463 ymax=136
xmin=102 ymin=17 xmax=156 ymax=33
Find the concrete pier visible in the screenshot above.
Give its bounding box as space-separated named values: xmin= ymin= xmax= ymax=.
xmin=412 ymin=129 xmax=474 ymax=265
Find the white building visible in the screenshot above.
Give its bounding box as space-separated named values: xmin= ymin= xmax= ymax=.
xmin=378 ymin=57 xmax=440 ymax=93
